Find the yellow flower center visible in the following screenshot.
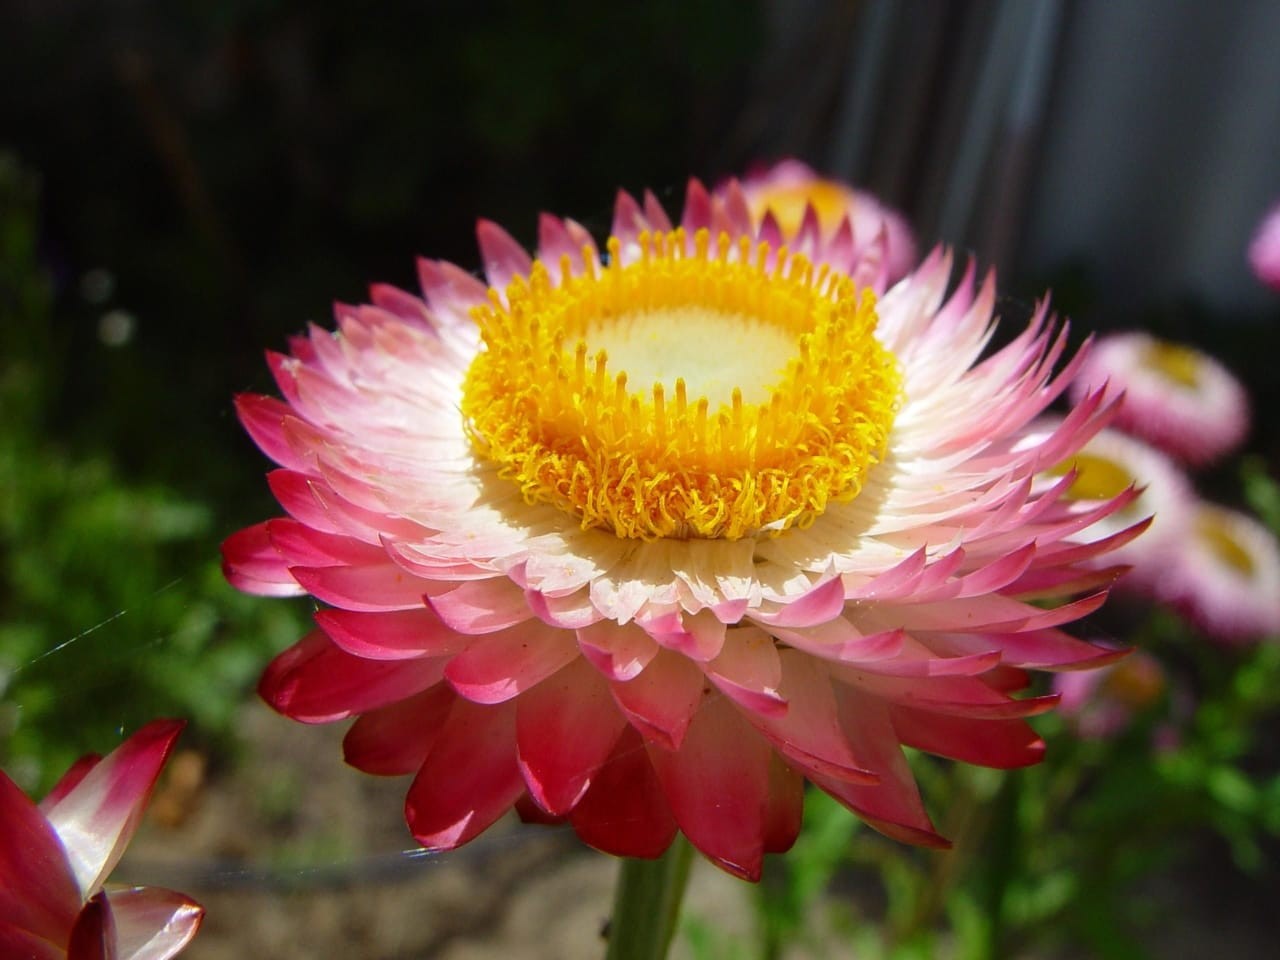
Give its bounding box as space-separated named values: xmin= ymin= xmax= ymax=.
xmin=1143 ymin=340 xmax=1201 ymax=388
xmin=1052 ymin=453 xmax=1134 ymax=501
xmin=461 ymin=228 xmax=901 ymax=541
xmin=746 ymin=180 xmax=853 ymax=237
xmin=1197 ymin=511 xmax=1255 ymax=575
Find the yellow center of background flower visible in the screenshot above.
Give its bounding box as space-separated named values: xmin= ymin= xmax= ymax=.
xmin=461 ymin=228 xmax=901 ymax=541
xmin=1053 ymin=453 xmax=1133 ymax=501
xmin=746 ymin=180 xmax=852 ymax=236
xmin=1197 ymin=511 xmax=1255 ymax=575
xmin=1143 ymin=340 xmax=1201 ymax=388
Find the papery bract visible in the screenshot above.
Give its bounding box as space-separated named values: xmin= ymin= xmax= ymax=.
xmin=225 ymin=178 xmax=1136 ymax=881
xmin=0 ymin=719 xmax=203 ymax=959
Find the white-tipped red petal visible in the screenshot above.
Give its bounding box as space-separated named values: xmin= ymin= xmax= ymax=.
xmin=2 ymin=724 xmax=202 ymax=959
xmin=44 ymin=720 xmax=184 ymax=901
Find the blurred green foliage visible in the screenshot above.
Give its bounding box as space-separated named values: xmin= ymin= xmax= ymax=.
xmin=1 ymin=154 xmax=304 ymax=792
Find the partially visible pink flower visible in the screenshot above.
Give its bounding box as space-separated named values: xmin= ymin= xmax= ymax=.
xmin=1248 ymin=200 xmax=1280 ymax=292
xmin=1032 ymin=422 xmax=1193 ymax=593
xmin=0 ymin=719 xmax=203 ymax=959
xmin=225 ymin=178 xmax=1136 ymax=881
xmin=1162 ymin=503 xmax=1280 ymax=644
xmin=1068 ymin=332 xmax=1249 ymax=467
xmin=733 ymin=158 xmax=917 ymax=284
xmin=1054 ymin=649 xmax=1165 ymax=739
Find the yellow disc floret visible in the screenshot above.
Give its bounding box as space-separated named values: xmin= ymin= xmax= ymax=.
xmin=461 ymin=228 xmax=901 ymax=541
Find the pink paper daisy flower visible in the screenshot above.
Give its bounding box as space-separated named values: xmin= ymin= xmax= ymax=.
xmin=225 ymin=179 xmax=1136 ymax=880
xmin=1054 ymin=649 xmax=1165 ymax=740
xmin=1031 ymin=422 xmax=1193 ymax=593
xmin=1248 ymin=200 xmax=1280 ymax=292
xmin=1162 ymin=503 xmax=1280 ymax=644
xmin=0 ymin=719 xmax=203 ymax=959
xmin=733 ymin=158 xmax=917 ymax=285
xmin=1068 ymin=332 xmax=1249 ymax=467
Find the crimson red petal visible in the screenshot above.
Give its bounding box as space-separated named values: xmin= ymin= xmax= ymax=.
xmin=647 ymin=694 xmax=772 ymax=881
xmin=570 ymin=728 xmax=677 ymax=859
xmin=259 ymin=630 xmax=445 ymax=723
xmin=405 ymin=700 xmax=524 ymax=850
xmin=343 ymin=685 xmax=456 ymax=776
xmin=0 ymin=772 xmax=80 ymax=946
xmin=516 ymin=658 xmax=627 ymax=815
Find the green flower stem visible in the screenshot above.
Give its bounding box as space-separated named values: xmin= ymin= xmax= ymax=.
xmin=604 ymin=835 xmax=695 ymax=960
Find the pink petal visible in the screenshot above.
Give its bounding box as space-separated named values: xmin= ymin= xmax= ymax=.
xmin=219 ymin=522 xmax=305 ymax=598
xmin=315 ymin=607 xmax=468 ymax=661
xmin=45 ymin=720 xmax=184 ymax=901
xmin=516 ymin=658 xmax=627 ymax=815
xmin=0 ymin=772 xmax=80 ymax=945
xmin=611 ymin=189 xmax=647 ymax=243
xmin=815 ymin=692 xmax=948 ymax=848
xmin=343 ymin=685 xmax=456 ymax=775
xmin=610 ymin=649 xmax=706 ymax=750
xmin=417 ymin=258 xmax=488 ymax=314
xmin=405 ymin=699 xmax=524 ymax=850
xmin=259 ymin=630 xmax=446 ymax=723
xmin=576 ymin=620 xmax=657 ymax=681
xmin=476 ymin=219 xmax=532 ymax=290
xmin=643 ymin=190 xmax=673 ymax=231
xmin=570 ymin=728 xmax=677 ymax=858
xmin=107 ymin=886 xmax=203 ymax=960
xmin=290 ymin=562 xmax=433 ymax=612
xmin=763 ymin=754 xmax=804 ymax=855
xmin=752 ymin=577 xmax=846 ymax=628
xmin=647 ymin=694 xmax=772 ymax=881
xmin=233 ymin=393 xmax=308 ymax=471
xmin=681 ymin=178 xmax=713 ymax=233
xmin=368 ymin=283 xmax=432 ymax=329
xmin=890 ymin=707 xmax=1045 ymax=768
xmin=704 ymin=625 xmax=786 ymax=716
xmin=266 ymin=519 xmax=387 ymax=567
xmin=444 ymin=621 xmax=580 ymax=704
xmin=748 ymin=651 xmax=878 ymax=784
xmin=67 ymin=893 xmax=115 ymax=960
xmin=427 ymin=578 xmax=534 ymax=634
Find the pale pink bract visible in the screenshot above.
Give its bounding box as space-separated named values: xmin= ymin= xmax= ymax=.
xmin=0 ymin=719 xmax=203 ymax=960
xmin=224 ymin=178 xmax=1136 ymax=881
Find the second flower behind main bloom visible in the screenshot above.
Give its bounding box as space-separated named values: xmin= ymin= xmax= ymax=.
xmin=224 ymin=175 xmax=1139 ymax=881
